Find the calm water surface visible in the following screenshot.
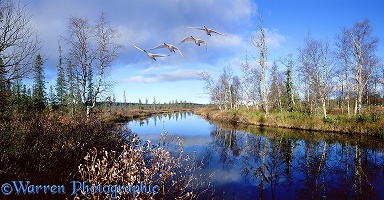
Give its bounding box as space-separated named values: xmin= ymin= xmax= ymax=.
xmin=127 ymin=112 xmax=384 ymax=200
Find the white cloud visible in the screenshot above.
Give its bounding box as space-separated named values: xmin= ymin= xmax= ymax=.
xmin=264 ymin=28 xmax=286 ymax=49
xmin=124 ymin=69 xmax=203 ymax=83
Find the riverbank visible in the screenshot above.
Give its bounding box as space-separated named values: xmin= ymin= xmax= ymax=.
xmin=194 ymin=106 xmax=384 ymax=138
xmin=102 ymin=108 xmax=195 ymax=122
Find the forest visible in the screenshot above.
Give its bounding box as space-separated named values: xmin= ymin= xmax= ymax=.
xmin=198 ymin=14 xmax=384 ymax=137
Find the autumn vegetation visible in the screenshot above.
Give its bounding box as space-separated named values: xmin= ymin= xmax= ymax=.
xmin=198 ymin=14 xmax=384 ymax=138
xmin=0 ymin=1 xmax=209 ymax=199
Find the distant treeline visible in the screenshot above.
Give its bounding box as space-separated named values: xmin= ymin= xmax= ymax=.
xmin=200 ymin=16 xmax=384 ymax=119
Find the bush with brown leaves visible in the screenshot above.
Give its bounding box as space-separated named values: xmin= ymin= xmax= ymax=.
xmin=76 ymin=131 xmax=214 ymax=200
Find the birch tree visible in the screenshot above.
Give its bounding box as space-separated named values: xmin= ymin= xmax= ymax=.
xmin=198 ymin=70 xmax=223 ymax=111
xmin=349 ymin=18 xmax=379 ymax=117
xmin=241 ymin=51 xmax=251 ymax=110
xmin=298 ymin=33 xmax=315 ymax=113
xmin=64 ymin=16 xmax=93 ymax=108
xmin=269 ymin=61 xmax=283 ymax=112
xmin=64 ymin=13 xmax=122 ymax=118
xmin=298 ymin=35 xmax=334 ymax=118
xmin=89 ymin=12 xmax=122 ymax=118
xmin=252 ymin=13 xmax=269 ymax=115
xmin=335 ymin=27 xmax=353 ymax=115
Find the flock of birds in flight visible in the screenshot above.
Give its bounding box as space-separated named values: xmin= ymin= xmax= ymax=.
xmin=133 ymin=26 xmax=227 ymax=61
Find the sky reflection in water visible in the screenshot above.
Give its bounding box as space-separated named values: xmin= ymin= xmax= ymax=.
xmin=127 ymin=112 xmax=384 ymax=200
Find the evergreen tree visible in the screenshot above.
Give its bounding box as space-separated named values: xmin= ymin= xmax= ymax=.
xmin=138 ymin=99 xmax=143 ymax=110
xmin=32 ymin=54 xmax=46 ymax=111
xmin=48 ymin=85 xmax=57 ymax=109
xmin=0 ymin=58 xmax=6 ymax=91
xmin=0 ymin=58 xmax=8 ymax=115
xmin=55 ymin=46 xmax=67 ymax=108
xmin=20 ymin=84 xmax=32 ymax=112
xmin=284 ymin=65 xmax=294 ymax=112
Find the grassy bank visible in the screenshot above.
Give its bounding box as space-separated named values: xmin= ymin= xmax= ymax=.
xmin=195 ymin=106 xmax=384 ymax=138
xmin=103 ymin=108 xmax=195 ymax=122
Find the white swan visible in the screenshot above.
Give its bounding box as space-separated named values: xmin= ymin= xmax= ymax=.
xmin=179 ymin=36 xmax=207 ymax=50
xmin=133 ymin=44 xmax=170 ymax=61
xmin=187 ymin=26 xmax=227 ymax=36
xmin=150 ymin=43 xmax=184 ymax=57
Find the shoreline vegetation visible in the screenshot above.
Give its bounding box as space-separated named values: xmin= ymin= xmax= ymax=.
xmin=0 ymin=109 xmax=212 ymax=199
xmin=100 ymin=105 xmax=384 ymax=139
xmin=194 ymin=106 xmax=384 ymax=139
xmin=103 ymin=108 xmax=196 ymax=123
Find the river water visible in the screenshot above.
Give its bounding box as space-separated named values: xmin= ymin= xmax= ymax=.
xmin=127 ymin=112 xmax=384 ymax=200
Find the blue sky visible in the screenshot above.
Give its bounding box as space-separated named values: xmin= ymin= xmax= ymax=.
xmin=21 ymin=0 xmax=384 ymax=104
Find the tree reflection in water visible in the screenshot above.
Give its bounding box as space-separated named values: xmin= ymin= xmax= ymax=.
xmin=203 ymin=123 xmax=384 ymax=200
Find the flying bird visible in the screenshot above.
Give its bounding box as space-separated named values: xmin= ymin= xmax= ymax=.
xmin=133 ymin=44 xmax=170 ymax=61
xmin=187 ymin=26 xmax=227 ymax=36
xmin=150 ymin=43 xmax=184 ymax=57
xmin=179 ymin=36 xmax=207 ymax=50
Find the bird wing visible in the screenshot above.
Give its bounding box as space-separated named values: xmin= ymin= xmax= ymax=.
xmin=187 ymin=26 xmax=205 ymax=31
xmin=173 ymin=45 xmax=184 ymax=57
xmin=152 ymin=54 xmax=170 ymax=58
xmin=133 ymin=44 xmax=144 ymax=52
xmin=210 ymin=29 xmax=227 ymax=36
xmin=150 ymin=44 xmax=167 ymax=50
xmin=179 ymin=36 xmax=193 ymax=44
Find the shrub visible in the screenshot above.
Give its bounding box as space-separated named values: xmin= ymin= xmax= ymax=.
xmin=76 ymin=132 xmax=214 ymax=199
xmin=0 ymin=112 xmax=127 ymax=183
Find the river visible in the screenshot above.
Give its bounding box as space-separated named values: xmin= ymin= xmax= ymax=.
xmin=127 ymin=112 xmax=384 ymax=200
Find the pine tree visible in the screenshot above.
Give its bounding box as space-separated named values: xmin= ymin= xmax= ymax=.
xmin=55 ymin=46 xmax=67 ymax=108
xmin=48 ymin=85 xmax=57 ymax=109
xmin=0 ymin=58 xmax=8 ymax=115
xmin=138 ymin=99 xmax=143 ymax=110
xmin=32 ymin=54 xmax=46 ymax=111
xmin=284 ymin=65 xmax=294 ymax=112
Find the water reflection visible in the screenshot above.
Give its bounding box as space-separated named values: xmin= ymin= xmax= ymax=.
xmin=128 ymin=113 xmax=384 ymax=200
xmin=205 ymin=124 xmax=384 ymax=200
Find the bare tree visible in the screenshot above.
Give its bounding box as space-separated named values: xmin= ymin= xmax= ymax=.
xmin=88 ymin=12 xmax=122 ymax=118
xmin=64 ymin=13 xmax=122 ymax=118
xmin=0 ymin=0 xmax=41 ymax=85
xmin=349 ymin=18 xmax=379 ymax=117
xmin=218 ymin=66 xmax=233 ymax=110
xmin=241 ymin=51 xmax=251 ymax=110
xmin=317 ymin=40 xmax=335 ymax=118
xmin=269 ymin=61 xmax=283 ymax=112
xmin=231 ymin=75 xmax=242 ymax=110
xmin=250 ymin=68 xmax=261 ymax=110
xmin=335 ymin=27 xmax=353 ymax=115
xmin=298 ymin=33 xmax=315 ymax=113
xmin=298 ymin=34 xmax=334 ymax=118
xmin=198 ymin=71 xmax=223 ymax=111
xmin=64 ymin=17 xmax=93 ymax=107
xmin=252 ymin=12 xmax=269 ymax=115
